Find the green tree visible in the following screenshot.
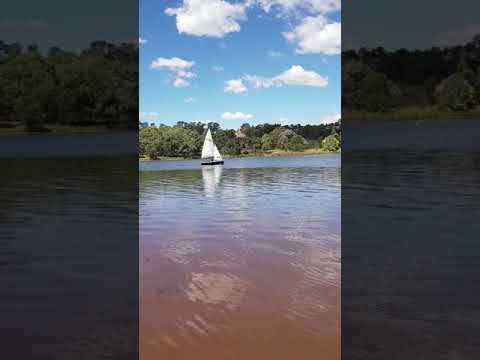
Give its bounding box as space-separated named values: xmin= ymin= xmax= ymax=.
xmin=269 ymin=128 xmax=295 ymax=150
xmin=435 ymin=73 xmax=477 ymax=111
xmin=139 ymin=126 xmax=161 ymax=158
xmin=287 ymin=134 xmax=307 ymax=151
xmin=260 ymin=133 xmax=274 ymax=151
xmin=321 ymin=134 xmax=340 ymax=152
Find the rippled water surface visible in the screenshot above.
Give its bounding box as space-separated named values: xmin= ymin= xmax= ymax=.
xmin=0 ymin=157 xmax=138 ymax=359
xmin=140 ymin=155 xmax=340 ymax=360
xmin=342 ymin=150 xmax=480 ymax=359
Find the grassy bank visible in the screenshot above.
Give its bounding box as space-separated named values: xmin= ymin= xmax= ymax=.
xmin=139 ymin=148 xmax=339 ymax=161
xmin=140 ymin=156 xmax=190 ymax=162
xmin=234 ymin=148 xmax=339 ymax=157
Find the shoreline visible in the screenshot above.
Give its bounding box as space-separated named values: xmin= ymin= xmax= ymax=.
xmin=0 ymin=125 xmax=136 ymax=136
xmin=344 ymin=107 xmax=480 ymax=121
xmin=139 ymin=149 xmax=340 ymax=162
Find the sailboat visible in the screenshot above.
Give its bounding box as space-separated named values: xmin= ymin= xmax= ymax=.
xmin=201 ymin=128 xmax=224 ymax=165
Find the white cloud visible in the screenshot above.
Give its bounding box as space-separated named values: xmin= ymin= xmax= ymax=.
xmin=221 ymin=111 xmax=254 ymax=120
xmin=320 ymin=112 xmax=341 ymax=124
xmin=212 ymin=65 xmax=225 ymax=72
xmin=255 ymin=0 xmax=340 ymax=14
xmin=242 ymin=75 xmax=276 ymax=88
xmin=149 ymin=57 xmax=195 ymax=71
xmin=224 ymin=79 xmax=248 ymax=93
xmin=184 ymin=97 xmax=197 ymax=103
xmin=139 ymin=37 xmax=147 ymax=44
xmin=283 ymin=15 xmax=340 ymax=54
xmin=177 ymin=70 xmax=197 ymax=78
xmin=149 ymin=57 xmax=196 ymax=88
xmin=267 ymin=50 xmax=283 ymax=57
xmin=165 ymin=0 xmax=247 ymax=38
xmin=139 ymin=112 xmax=160 ymax=122
xmin=275 ymin=65 xmax=328 ymax=86
xmin=174 ymin=78 xmax=191 ymax=88
xmin=241 ymin=65 xmax=328 ymax=89
xmin=251 ymin=1 xmax=341 ymax=55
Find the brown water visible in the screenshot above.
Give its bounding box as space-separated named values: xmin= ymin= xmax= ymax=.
xmin=140 ymin=155 xmax=340 ymax=359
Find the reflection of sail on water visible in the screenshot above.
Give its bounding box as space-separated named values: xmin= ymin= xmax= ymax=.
xmin=202 ymin=165 xmax=223 ymax=195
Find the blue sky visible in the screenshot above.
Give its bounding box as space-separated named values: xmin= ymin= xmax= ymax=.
xmin=140 ymin=0 xmax=341 ymax=129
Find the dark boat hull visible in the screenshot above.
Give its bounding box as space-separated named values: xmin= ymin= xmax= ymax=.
xmin=201 ymin=161 xmax=224 ymax=165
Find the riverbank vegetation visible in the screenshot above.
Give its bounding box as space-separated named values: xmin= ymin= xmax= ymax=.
xmin=343 ymin=34 xmax=480 ymax=119
xmin=0 ymin=41 xmax=137 ymax=133
xmin=139 ymin=121 xmax=341 ymax=160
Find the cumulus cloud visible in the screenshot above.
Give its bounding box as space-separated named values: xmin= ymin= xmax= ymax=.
xmin=252 ymin=1 xmax=341 ymax=55
xmin=139 ymin=37 xmax=147 ymax=44
xmin=165 ymin=0 xmax=247 ymax=38
xmin=224 ymin=79 xmax=248 ymax=93
xmin=139 ymin=112 xmax=160 ymax=122
xmin=212 ymin=65 xmax=225 ymax=72
xmin=184 ymin=97 xmax=197 ymax=103
xmin=221 ymin=111 xmax=254 ymax=120
xmin=275 ymin=65 xmax=328 ymax=86
xmin=283 ymin=15 xmax=340 ymax=54
xmin=239 ymin=65 xmax=328 ymax=90
xmin=149 ymin=57 xmax=196 ymax=88
xmin=149 ymin=57 xmax=195 ymax=71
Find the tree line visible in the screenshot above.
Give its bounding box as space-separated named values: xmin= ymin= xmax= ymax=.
xmin=139 ymin=121 xmax=341 ymax=159
xmin=0 ymin=41 xmax=138 ymax=131
xmin=343 ymin=34 xmax=480 ymax=116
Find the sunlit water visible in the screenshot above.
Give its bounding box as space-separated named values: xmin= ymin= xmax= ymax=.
xmin=140 ymin=155 xmax=341 ymax=359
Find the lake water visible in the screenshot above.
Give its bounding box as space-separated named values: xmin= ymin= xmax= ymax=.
xmin=140 ymin=155 xmax=341 ymax=360
xmin=342 ymin=119 xmax=480 ymax=359
xmin=0 ymin=156 xmax=138 ymax=359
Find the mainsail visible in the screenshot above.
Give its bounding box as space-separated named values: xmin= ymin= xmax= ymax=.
xmin=201 ymin=128 xmax=214 ymax=159
xmin=202 ymin=128 xmax=223 ymax=161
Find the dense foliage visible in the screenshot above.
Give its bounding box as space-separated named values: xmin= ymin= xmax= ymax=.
xmin=0 ymin=41 xmax=138 ymax=131
xmin=343 ymin=34 xmax=480 ymax=114
xmin=139 ymin=121 xmax=341 ymax=159
xmin=321 ymin=133 xmax=341 ymax=152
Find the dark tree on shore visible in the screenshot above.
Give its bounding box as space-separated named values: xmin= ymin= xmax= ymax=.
xmin=0 ymin=40 xmax=138 ymax=131
xmin=342 ymin=34 xmax=480 ymax=114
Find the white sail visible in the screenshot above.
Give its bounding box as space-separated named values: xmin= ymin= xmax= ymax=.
xmin=201 ymin=128 xmax=215 ymax=159
xmin=202 ymin=128 xmax=223 ymax=161
xmin=213 ymin=144 xmax=223 ymax=161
